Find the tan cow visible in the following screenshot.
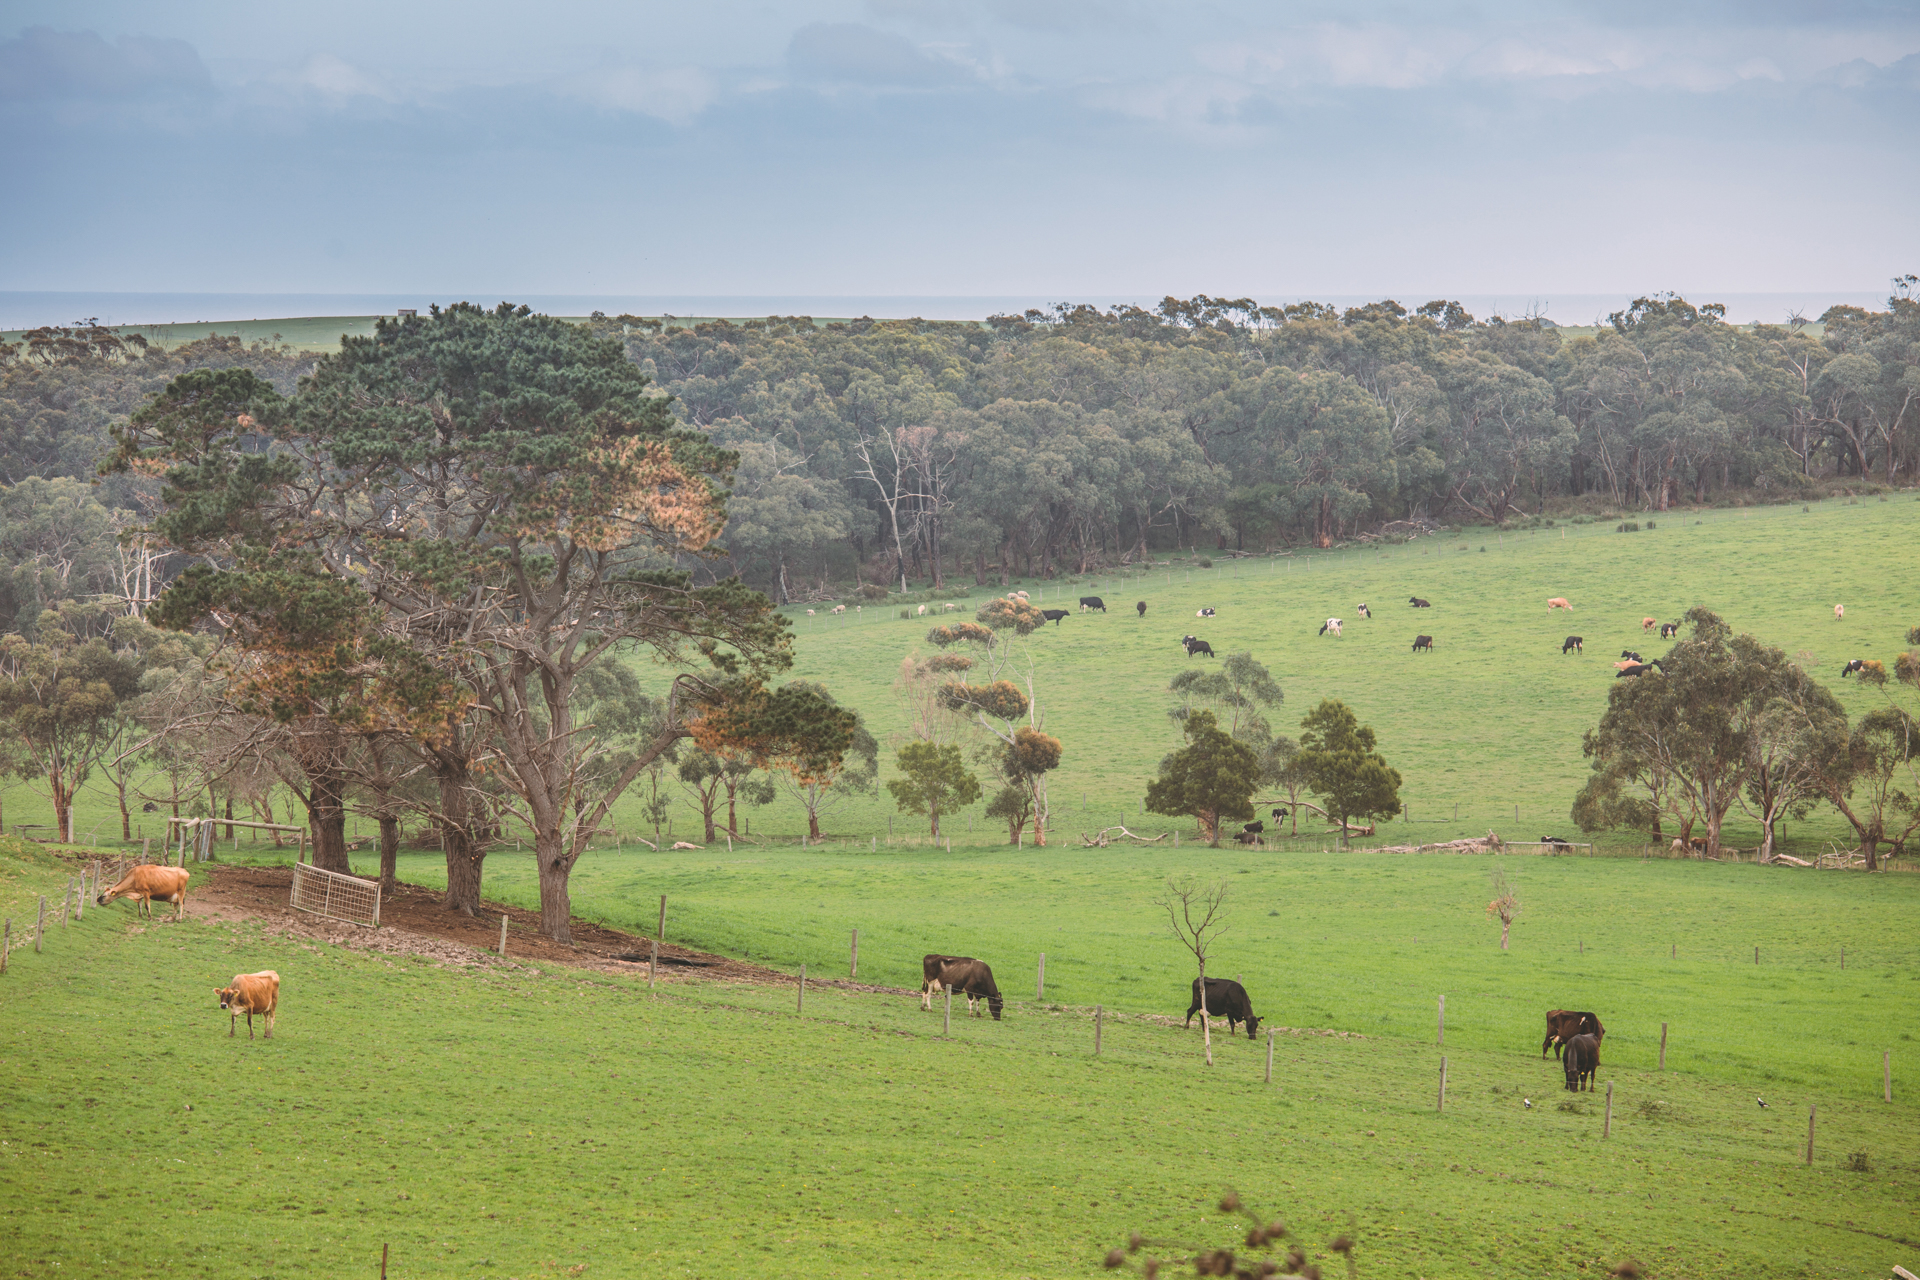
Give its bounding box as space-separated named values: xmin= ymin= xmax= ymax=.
xmin=216 ymin=971 xmax=280 ymax=1040
xmin=1547 ymin=597 xmax=1573 ymax=611
xmin=96 ymin=865 xmax=189 ymax=920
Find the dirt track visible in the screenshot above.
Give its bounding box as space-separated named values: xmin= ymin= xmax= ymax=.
xmin=188 ymin=862 xmax=913 ymax=994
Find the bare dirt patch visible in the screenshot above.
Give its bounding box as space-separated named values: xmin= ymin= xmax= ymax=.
xmin=187 ymin=862 xmax=914 ymax=995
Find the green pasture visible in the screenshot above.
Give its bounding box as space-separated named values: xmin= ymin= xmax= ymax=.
xmin=0 ymin=844 xmax=1914 ymax=1279
xmin=9 ymin=492 xmax=1917 ymax=858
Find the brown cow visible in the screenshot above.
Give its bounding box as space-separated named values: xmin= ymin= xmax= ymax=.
xmin=920 ymin=954 xmax=966 ymax=1010
xmin=1541 ymin=1009 xmax=1605 ymax=1059
xmin=1563 ymin=1033 xmax=1599 ymax=1091
xmin=216 ymin=971 xmax=280 ymax=1040
xmin=925 ymin=956 xmax=1005 ymax=1019
xmin=96 ymin=866 xmax=189 ymax=920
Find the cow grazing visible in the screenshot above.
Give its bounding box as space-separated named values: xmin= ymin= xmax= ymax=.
xmin=1040 ymin=609 xmax=1069 ymax=626
xmin=216 ymin=971 xmax=280 ymax=1040
xmin=916 ymin=604 xmax=927 ymax=616
xmin=1183 ymin=635 xmax=1215 ymax=658
xmin=1409 ymin=597 xmax=1431 ymax=608
xmin=929 ymin=956 xmax=1004 ymax=1019
xmin=1196 ymin=607 xmax=1216 ymax=618
xmin=96 ymin=865 xmax=189 ymax=921
xmin=1660 ymin=621 xmax=1680 ymax=639
xmin=1562 ymin=635 xmax=1584 ymax=654
xmin=1136 ymin=601 xmax=1148 ymax=617
xmin=1834 ymin=604 xmax=1845 ymax=620
xmin=1412 ymin=634 xmax=1434 ymax=652
xmin=1642 ymin=617 xmax=1657 ymax=632
xmin=1620 ymin=650 xmax=1642 ymax=662
xmin=1547 ymin=597 xmax=1573 ymax=611
xmin=1541 ymin=1009 xmax=1605 ymax=1059
xmin=1841 ymin=659 xmax=1866 ymax=678
xmin=1319 ymin=618 xmax=1342 ymax=637
xmin=921 ymin=953 xmax=966 ymax=1010
xmin=1616 ymin=660 xmax=1661 ymax=678
xmin=1079 ymin=596 xmax=1106 ymax=612
xmin=831 ymin=604 xmax=846 ymax=614
xmin=1185 ymin=977 xmax=1261 ymax=1040
xmin=1562 ymin=1033 xmax=1600 ymax=1091
xmin=1356 ymin=603 xmax=1371 ymax=619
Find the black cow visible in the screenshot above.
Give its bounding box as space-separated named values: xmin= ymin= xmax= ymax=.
xmin=1619 ymin=650 xmax=1642 ymax=661
xmin=1136 ymin=601 xmax=1147 ymax=617
xmin=1270 ymin=807 xmax=1290 ymax=821
xmin=1409 ymin=597 xmax=1431 ymax=608
xmin=1412 ymin=634 xmax=1434 ymax=652
xmin=1234 ymin=828 xmax=1259 ymax=845
xmin=1184 ymin=977 xmax=1262 ymax=1040
xmin=140 ymin=801 xmax=159 ymax=813
xmin=1660 ymin=622 xmax=1680 ymax=639
xmin=922 ymin=954 xmax=1004 ymax=1019
xmin=1562 ymin=635 xmax=1583 ymax=654
xmin=1539 ymin=835 xmax=1572 ymax=850
xmin=1563 ymin=1033 xmax=1599 ymax=1091
xmin=1040 ymin=609 xmax=1069 ymax=626
xmin=1841 ymin=659 xmax=1866 ymax=678
xmin=1616 ymin=660 xmax=1662 ymax=678
xmin=1541 ymin=1009 xmax=1605 ymax=1059
xmin=1183 ymin=635 xmax=1215 ymax=658
xmin=1079 ymin=596 xmax=1106 ymax=612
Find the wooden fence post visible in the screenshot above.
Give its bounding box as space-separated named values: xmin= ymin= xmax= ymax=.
xmin=850 ymin=928 xmax=858 ymax=979
xmin=34 ymin=896 xmax=45 ymax=954
xmin=1840 ymin=947 xmax=1845 ymax=970
xmin=498 ymin=913 xmax=509 ymax=957
xmin=1886 ymin=1051 xmax=1892 ymax=1103
xmin=1659 ymin=1022 xmax=1668 ymax=1071
xmin=797 ymin=963 xmax=806 ymax=1014
xmin=1037 ymin=953 xmax=1045 ymax=1000
xmin=1604 ymin=1081 xmax=1613 ymax=1138
xmin=1437 ymin=994 xmax=1445 ymax=1047
xmin=1094 ymin=1005 xmax=1103 ymax=1056
xmin=1755 ymin=946 xmax=1760 ymax=965
xmin=943 ymin=985 xmax=951 ymax=1036
xmin=1 ymin=919 xmax=9 ymax=975
xmin=1805 ymin=1104 xmax=1816 ymax=1165
xmin=1265 ymin=1029 xmax=1274 ymax=1083
xmin=1437 ymin=1056 xmax=1447 ymax=1112
xmin=76 ymin=867 xmax=87 ymax=920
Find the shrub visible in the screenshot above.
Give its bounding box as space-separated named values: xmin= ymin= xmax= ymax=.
xmin=859 ymin=583 xmax=889 ymax=601
xmin=1847 ymin=1150 xmax=1872 ymax=1173
xmin=1196 ymin=557 xmax=1212 ymax=569
xmin=899 ymin=608 xmax=912 ymax=620
xmin=1616 ymin=521 xmax=1641 ymax=533
xmin=1645 ymin=520 xmax=1656 ymax=529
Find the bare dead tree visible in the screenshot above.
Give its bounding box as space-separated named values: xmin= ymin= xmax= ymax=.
xmin=1156 ymin=875 xmax=1231 ymax=1066
xmin=1486 ymin=866 xmax=1519 ymax=950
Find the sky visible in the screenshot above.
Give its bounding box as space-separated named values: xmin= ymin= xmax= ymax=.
xmin=2 ymin=1 xmax=1917 ymax=311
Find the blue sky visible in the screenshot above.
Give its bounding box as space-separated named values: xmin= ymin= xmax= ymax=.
xmin=3 ymin=1 xmax=1916 ymax=302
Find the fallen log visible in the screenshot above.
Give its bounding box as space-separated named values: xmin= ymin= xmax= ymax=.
xmin=1079 ymin=825 xmax=1171 ymax=848
xmin=1370 ymin=831 xmax=1505 ymax=856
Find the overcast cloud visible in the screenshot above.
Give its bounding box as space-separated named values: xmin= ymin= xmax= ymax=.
xmin=1 ymin=1 xmax=1915 ymax=306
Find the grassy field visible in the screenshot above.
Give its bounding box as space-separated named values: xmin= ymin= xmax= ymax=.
xmin=0 ymin=841 xmax=1914 ymax=1279
xmin=11 ymin=492 xmax=1917 ymax=857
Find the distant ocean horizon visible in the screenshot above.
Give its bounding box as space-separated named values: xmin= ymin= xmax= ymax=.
xmin=0 ymin=289 xmax=1895 ymax=331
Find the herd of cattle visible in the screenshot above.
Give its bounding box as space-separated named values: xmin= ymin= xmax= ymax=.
xmin=918 ymin=950 xmax=1606 ymax=1090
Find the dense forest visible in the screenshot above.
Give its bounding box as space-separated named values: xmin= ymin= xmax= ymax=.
xmin=581 ymin=286 xmax=1917 ymax=599
xmin=2 ymin=287 xmax=1915 ymax=613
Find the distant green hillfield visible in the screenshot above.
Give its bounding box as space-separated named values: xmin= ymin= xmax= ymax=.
xmin=8 ymin=493 xmax=1916 ymax=858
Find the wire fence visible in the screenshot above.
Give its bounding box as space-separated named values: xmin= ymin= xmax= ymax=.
xmin=290 ymin=861 xmax=382 ymax=928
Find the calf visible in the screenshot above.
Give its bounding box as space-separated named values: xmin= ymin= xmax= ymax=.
xmin=1834 ymin=604 xmax=1845 ymax=620
xmin=1079 ymin=596 xmax=1106 ymax=612
xmin=1408 ymin=597 xmax=1431 ymax=608
xmin=1539 ymin=835 xmax=1572 ymax=850
xmin=1619 ymin=650 xmax=1642 ymax=662
xmin=1642 ymin=617 xmax=1657 ymax=632
xmin=1660 ymin=621 xmax=1680 ymax=639
xmin=1841 ymin=659 xmax=1866 ymax=678
xmin=1136 ymin=601 xmax=1147 ymax=617
xmin=1562 ymin=1033 xmax=1600 ymax=1091
xmin=929 ymin=956 xmax=1004 ymax=1019
xmin=1562 ymin=635 xmax=1583 ymax=654
xmin=1185 ymin=977 xmax=1261 ymax=1040
xmin=216 ymin=971 xmax=280 ymax=1040
xmin=1541 ymin=1009 xmax=1605 ymax=1059
xmin=1270 ymin=807 xmax=1290 ymax=821
xmin=1040 ymin=609 xmax=1069 ymax=626
xmin=1195 ymin=607 xmax=1216 ymax=618
xmin=96 ymin=865 xmax=190 ymax=921
xmin=1547 ymin=597 xmax=1573 ymax=611
xmin=1356 ymin=603 xmax=1371 ymax=619
xmin=1412 ymin=634 xmax=1433 ymax=652
xmin=1319 ymin=618 xmax=1342 ymax=637
xmin=1182 ymin=635 xmax=1215 ymax=658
